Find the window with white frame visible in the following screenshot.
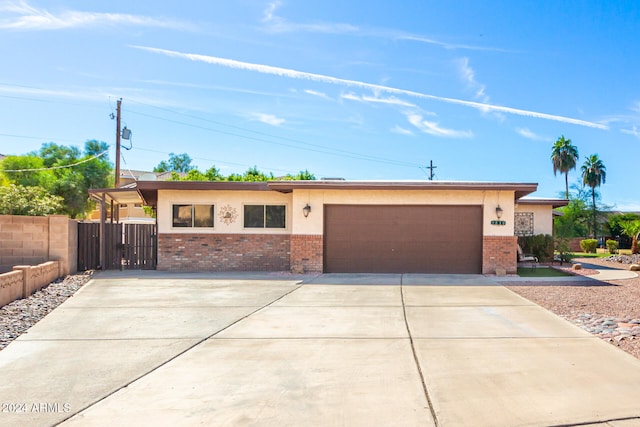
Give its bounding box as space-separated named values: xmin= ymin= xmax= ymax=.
xmin=172 ymin=204 xmax=215 ymax=228
xmin=244 ymin=205 xmax=286 ymax=229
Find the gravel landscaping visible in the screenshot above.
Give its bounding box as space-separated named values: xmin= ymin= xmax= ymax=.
xmin=0 ymin=271 xmax=93 ymax=351
xmin=506 ymin=257 xmax=640 ymax=360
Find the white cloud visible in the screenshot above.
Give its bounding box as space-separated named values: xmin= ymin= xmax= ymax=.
xmin=396 ymin=34 xmax=510 ymax=52
xmin=341 ymin=92 xmax=416 ymax=107
xmin=391 ymin=125 xmax=413 ymax=136
xmin=251 ymin=113 xmax=285 ymax=126
xmin=516 ymin=127 xmax=547 ymax=141
xmin=0 ymin=1 xmax=194 ymax=31
xmin=621 ymin=126 xmax=640 ymax=139
xmin=406 ymin=113 xmax=473 ymax=138
xmin=131 ymin=45 xmax=609 ymax=130
xmin=304 ymin=89 xmax=330 ymax=100
xmin=261 ymin=1 xmax=357 ymax=34
xmin=459 ymin=57 xmax=488 ymax=103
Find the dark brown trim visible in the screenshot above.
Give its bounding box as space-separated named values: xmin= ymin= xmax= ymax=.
xmin=268 ymin=180 xmax=538 ymax=199
xmin=517 ymin=198 xmax=569 ymax=208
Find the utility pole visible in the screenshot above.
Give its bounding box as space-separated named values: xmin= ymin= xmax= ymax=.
xmin=115 ymin=98 xmax=122 ymax=188
xmin=426 ymin=160 xmax=437 ymax=181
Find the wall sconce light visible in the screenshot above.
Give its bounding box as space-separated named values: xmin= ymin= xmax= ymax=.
xmin=303 ymin=204 xmax=311 ymax=218
xmin=495 ymin=205 xmax=503 ymax=219
xmin=223 ymin=212 xmax=232 ymax=219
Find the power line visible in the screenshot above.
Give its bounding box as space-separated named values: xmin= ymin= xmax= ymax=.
xmin=0 ymin=86 xmax=424 ymax=171
xmin=1 ymin=150 xmax=108 ymax=172
xmin=124 ymin=99 xmax=423 ymax=169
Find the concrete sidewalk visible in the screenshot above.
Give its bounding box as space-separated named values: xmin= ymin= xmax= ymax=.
xmin=1 ymin=272 xmax=640 ymax=426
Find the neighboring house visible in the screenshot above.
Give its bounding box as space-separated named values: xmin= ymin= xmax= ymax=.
xmin=86 ymin=170 xmax=180 ymax=223
xmin=92 ymin=179 xmax=566 ymax=275
xmin=514 ymin=198 xmax=569 ymax=236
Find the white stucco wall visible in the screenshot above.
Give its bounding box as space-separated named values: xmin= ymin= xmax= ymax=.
xmin=156 ymin=188 xmax=518 ymax=237
xmin=515 ymin=204 xmax=554 ymax=235
xmin=291 ymin=189 xmax=516 ymax=237
xmin=156 ymin=190 xmax=291 ymax=234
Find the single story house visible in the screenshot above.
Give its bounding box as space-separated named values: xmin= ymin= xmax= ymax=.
xmin=90 ymin=179 xmax=566 ymax=275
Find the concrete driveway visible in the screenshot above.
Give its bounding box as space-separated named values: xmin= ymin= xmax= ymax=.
xmin=1 ymin=272 xmax=640 ymax=427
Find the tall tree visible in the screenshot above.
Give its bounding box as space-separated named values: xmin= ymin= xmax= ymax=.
xmin=551 ymin=135 xmax=579 ymax=199
xmin=581 ymin=154 xmax=606 ymax=238
xmin=153 ymin=153 xmax=194 ymax=173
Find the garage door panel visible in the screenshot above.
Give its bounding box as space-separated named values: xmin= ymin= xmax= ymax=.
xmin=324 ymin=205 xmax=482 ymax=274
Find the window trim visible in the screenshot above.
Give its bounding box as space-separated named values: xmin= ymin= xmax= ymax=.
xmin=242 ymin=203 xmax=287 ymax=229
xmin=171 ymin=204 xmax=215 ymax=229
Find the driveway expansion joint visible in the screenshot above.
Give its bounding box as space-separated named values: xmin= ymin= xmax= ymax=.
xmin=52 ymin=283 xmax=304 ymax=426
xmin=400 ymin=274 xmax=440 ymax=427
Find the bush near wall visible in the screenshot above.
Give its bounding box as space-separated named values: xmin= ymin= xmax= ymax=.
xmin=606 ymin=239 xmax=619 ymax=254
xmin=580 ymin=239 xmax=598 ymax=253
xmin=518 ymin=234 xmax=554 ymax=262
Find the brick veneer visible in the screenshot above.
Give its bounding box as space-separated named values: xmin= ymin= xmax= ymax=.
xmin=482 ymin=235 xmax=517 ymax=274
xmin=290 ymin=234 xmax=323 ymax=273
xmin=158 ymin=233 xmax=290 ymax=272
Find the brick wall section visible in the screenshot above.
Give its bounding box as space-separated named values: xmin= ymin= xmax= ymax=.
xmin=482 ymin=235 xmax=517 ymax=274
xmin=158 ymin=233 xmax=291 ymax=272
xmin=290 ymin=234 xmax=323 ymax=273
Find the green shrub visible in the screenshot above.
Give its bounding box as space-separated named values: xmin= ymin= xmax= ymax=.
xmin=519 ymin=234 xmax=554 ymax=262
xmin=606 ymin=239 xmax=618 ymax=254
xmin=580 ymin=239 xmax=598 ymax=253
xmin=554 ymin=237 xmax=572 ymax=264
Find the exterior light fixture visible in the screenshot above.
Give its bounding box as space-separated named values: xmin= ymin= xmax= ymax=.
xmin=495 ymin=205 xmax=504 ymax=219
xmin=303 ymin=204 xmax=311 ymax=218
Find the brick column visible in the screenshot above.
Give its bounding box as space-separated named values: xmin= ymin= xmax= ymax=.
xmin=482 ymin=236 xmax=517 ymax=275
xmin=290 ymin=234 xmax=323 ymax=273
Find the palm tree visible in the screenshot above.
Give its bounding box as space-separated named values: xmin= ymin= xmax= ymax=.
xmin=620 ymin=220 xmax=640 ymax=254
xmin=551 ymin=135 xmax=579 ymax=199
xmin=581 ymin=154 xmax=606 ymax=238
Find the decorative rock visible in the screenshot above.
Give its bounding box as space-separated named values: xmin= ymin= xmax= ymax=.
xmin=572 ymin=263 xmax=582 ymax=270
xmin=630 ymin=264 xmax=640 ymax=271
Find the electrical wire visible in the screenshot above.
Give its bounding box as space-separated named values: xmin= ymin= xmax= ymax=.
xmin=1 ymin=150 xmax=109 ymax=172
xmin=124 ymin=99 xmax=423 ymax=168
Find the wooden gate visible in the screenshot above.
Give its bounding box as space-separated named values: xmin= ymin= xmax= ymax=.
xmin=78 ymin=223 xmax=156 ymax=271
xmin=122 ymin=223 xmax=157 ymax=270
xmin=78 ymin=222 xmax=100 ymax=271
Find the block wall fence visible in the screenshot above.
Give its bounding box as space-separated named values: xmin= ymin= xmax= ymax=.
xmin=0 ymin=215 xmax=77 ymax=275
xmin=0 ymin=261 xmax=61 ymax=307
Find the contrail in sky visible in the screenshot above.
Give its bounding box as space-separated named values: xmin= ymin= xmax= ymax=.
xmin=131 ymin=45 xmax=607 ymax=130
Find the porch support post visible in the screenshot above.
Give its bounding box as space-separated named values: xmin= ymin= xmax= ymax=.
xmin=99 ymin=195 xmax=106 ymax=270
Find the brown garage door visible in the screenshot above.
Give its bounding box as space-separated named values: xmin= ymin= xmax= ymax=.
xmin=324 ymin=205 xmax=483 ymax=274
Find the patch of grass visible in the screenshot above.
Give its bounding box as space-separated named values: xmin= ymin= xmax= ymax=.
xmin=569 ymin=252 xmax=611 ymax=259
xmin=517 ymin=267 xmax=572 ymax=277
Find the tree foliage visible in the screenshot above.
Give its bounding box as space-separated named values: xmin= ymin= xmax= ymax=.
xmin=0 ymin=141 xmax=112 ymax=218
xmin=167 ymin=165 xmax=316 ymax=182
xmin=581 ymin=154 xmax=606 ymax=238
xmin=0 ymin=184 xmax=64 ymax=216
xmin=551 ymin=135 xmax=579 ymax=199
xmin=153 ymin=153 xmax=194 ymax=173
xmin=619 ymin=219 xmax=640 ymax=254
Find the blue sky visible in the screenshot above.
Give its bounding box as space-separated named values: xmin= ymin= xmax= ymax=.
xmin=0 ymin=0 xmax=638 ymax=209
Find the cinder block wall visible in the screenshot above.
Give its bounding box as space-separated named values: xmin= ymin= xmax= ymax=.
xmin=0 ymin=215 xmax=77 ymax=275
xmin=158 ymin=233 xmax=291 ymax=272
xmin=482 ymin=235 xmax=517 ymax=274
xmin=0 ymin=215 xmax=49 ymax=273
